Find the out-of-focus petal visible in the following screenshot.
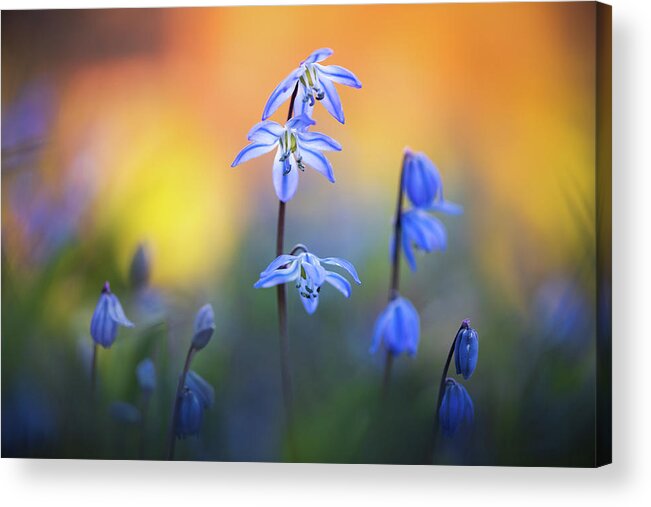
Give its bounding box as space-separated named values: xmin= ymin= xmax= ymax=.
xmin=185 ymin=370 xmax=215 ymax=409
xmin=300 ymin=293 xmax=319 ymax=314
xmin=370 ymin=305 xmax=391 ymax=354
xmin=108 ymin=294 xmax=134 ymax=328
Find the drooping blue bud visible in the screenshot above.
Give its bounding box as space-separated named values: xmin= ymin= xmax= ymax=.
xmin=191 ymin=303 xmax=215 ymax=351
xmin=370 ymin=296 xmax=420 ymax=357
xmin=90 ymin=281 xmax=134 ymax=348
xmin=185 ymin=370 xmax=215 ymax=409
xmin=438 ymin=378 xmax=474 ymax=437
xmin=402 ymin=148 xmax=443 ymax=208
xmin=136 ymin=358 xmax=156 ymax=394
xmin=129 ymin=243 xmax=151 ymax=290
xmin=175 ymin=389 xmax=203 ymax=439
xmin=454 ymin=319 xmax=479 ymax=380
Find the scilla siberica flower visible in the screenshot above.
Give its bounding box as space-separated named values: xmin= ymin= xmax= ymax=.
xmin=232 ymin=114 xmax=341 ymax=202
xmin=90 ymin=281 xmax=134 ymax=348
xmin=454 ymin=319 xmax=479 ymax=380
xmin=370 ymin=296 xmax=420 ymax=356
xmin=254 ymin=250 xmax=361 ymax=315
xmin=262 ymin=48 xmax=362 ymax=124
xmin=175 ymin=370 xmax=214 ymax=439
xmin=191 ymin=303 xmax=215 ymax=351
xmin=396 ymin=209 xmax=448 ymax=272
xmin=439 ymin=378 xmax=474 ymax=437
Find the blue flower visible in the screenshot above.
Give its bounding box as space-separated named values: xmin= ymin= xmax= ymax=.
xmin=454 ymin=319 xmax=479 ymax=380
xmin=90 ymin=281 xmax=134 ymax=348
xmin=370 ymin=296 xmax=420 ymax=357
xmin=175 ymin=370 xmax=214 ymax=439
xmin=402 ymin=149 xmax=464 ymax=212
xmin=232 ymin=114 xmax=341 ymax=202
xmin=191 ymin=303 xmax=215 ymax=351
xmin=262 ymin=48 xmax=362 ymax=124
xmin=136 ymin=358 xmax=156 ymax=394
xmin=439 ymin=378 xmax=474 ymax=437
xmin=254 ymin=250 xmax=361 ymax=315
xmin=394 ymin=209 xmax=447 ymax=271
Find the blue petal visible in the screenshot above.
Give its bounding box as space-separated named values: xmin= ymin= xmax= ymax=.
xmin=400 ymin=223 xmax=417 ymax=272
xmin=300 ymin=145 xmax=335 ymax=183
xmin=107 ymin=294 xmax=134 ymax=327
xmin=247 ymin=120 xmax=284 ymax=142
xmin=324 ymin=272 xmax=352 ymax=298
xmin=260 ymin=254 xmax=299 ymax=277
xmin=185 ymin=370 xmax=215 ymax=409
xmin=272 ymin=150 xmax=299 ymax=202
xmin=320 ymin=257 xmax=361 ymax=284
xmin=296 ymin=131 xmax=342 ymax=151
xmin=176 ymin=389 xmax=203 ymax=438
xmin=262 ymin=67 xmax=302 ymax=120
xmin=286 ymin=114 xmax=315 ymax=132
xmin=427 ymin=200 xmax=464 ymax=215
xmin=301 ymin=253 xmax=327 ymax=286
xmin=254 ymin=259 xmax=300 ymax=288
xmin=370 ymin=305 xmax=391 ymax=354
xmin=231 ymin=141 xmax=277 ymax=167
xmin=300 ymin=292 xmax=319 ymax=314
xmin=301 ymin=48 xmax=333 ymax=64
xmin=319 ymin=76 xmax=345 ymax=123
xmin=294 ymin=85 xmax=315 ymax=119
xmin=315 ymin=64 xmax=362 ymax=88
xmin=192 ymin=303 xmax=215 ymax=350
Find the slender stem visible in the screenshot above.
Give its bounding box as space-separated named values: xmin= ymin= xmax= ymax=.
xmin=90 ymin=343 xmax=98 ymax=394
xmin=429 ymin=323 xmax=464 ymax=462
xmin=381 ymin=154 xmax=408 ymax=398
xmin=167 ymin=345 xmax=195 ymax=460
xmin=275 ymin=83 xmax=299 ymax=459
xmin=139 ymin=394 xmax=150 ymax=459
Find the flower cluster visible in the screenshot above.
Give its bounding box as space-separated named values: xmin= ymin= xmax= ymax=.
xmin=396 ymin=148 xmax=463 ymax=272
xmin=232 ymin=48 xmax=361 ymax=203
xmin=439 ymin=319 xmax=479 ymax=437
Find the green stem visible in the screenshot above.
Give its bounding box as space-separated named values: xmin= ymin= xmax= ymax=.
xmin=167 ymin=346 xmax=194 ymax=460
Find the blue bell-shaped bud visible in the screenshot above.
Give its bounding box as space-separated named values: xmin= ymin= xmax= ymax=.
xmin=454 ymin=319 xmax=479 ymax=380
xmin=438 ymin=378 xmax=474 ymax=437
xmin=191 ymin=304 xmax=215 ymax=351
xmin=90 ymin=281 xmax=134 ymax=348
xmin=402 ymin=148 xmax=443 ymax=208
xmin=175 ymin=389 xmax=203 ymax=439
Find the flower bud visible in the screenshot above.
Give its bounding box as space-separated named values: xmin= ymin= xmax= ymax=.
xmin=191 ymin=304 xmax=215 ymax=351
xmin=454 ymin=319 xmax=479 ymax=380
xmin=129 ymin=244 xmax=151 ymax=290
xmin=402 ymin=148 xmax=442 ymax=208
xmin=438 ymin=378 xmax=474 ymax=437
xmin=136 ymin=358 xmax=156 ymax=394
xmin=175 ymin=389 xmax=203 ymax=439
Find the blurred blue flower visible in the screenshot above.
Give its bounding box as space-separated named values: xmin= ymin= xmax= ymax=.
xmin=136 ymin=358 xmax=156 ymax=394
xmin=109 ymin=401 xmax=141 ymax=425
xmin=262 ymin=48 xmax=362 ymax=123
xmin=232 ymin=114 xmax=341 ymax=202
xmin=394 ymin=209 xmax=447 ymax=271
xmin=454 ymin=319 xmax=479 ymax=380
xmin=90 ymin=281 xmax=134 ymax=348
xmin=192 ymin=303 xmax=216 ymax=351
xmin=254 ymin=250 xmax=361 ymax=315
xmin=370 ymin=296 xmax=420 ymax=357
xmin=175 ymin=370 xmax=214 ymax=439
xmin=439 ymin=378 xmax=474 ymax=437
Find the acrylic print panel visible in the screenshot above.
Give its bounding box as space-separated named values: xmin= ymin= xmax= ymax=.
xmin=1 ymin=2 xmax=611 ymax=466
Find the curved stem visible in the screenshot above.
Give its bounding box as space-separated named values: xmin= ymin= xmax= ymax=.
xmin=381 ymin=154 xmax=408 ymax=398
xmin=167 ymin=345 xmax=195 ymax=460
xmin=289 ymin=243 xmax=308 ymax=256
xmin=276 ymin=82 xmax=299 ymax=458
